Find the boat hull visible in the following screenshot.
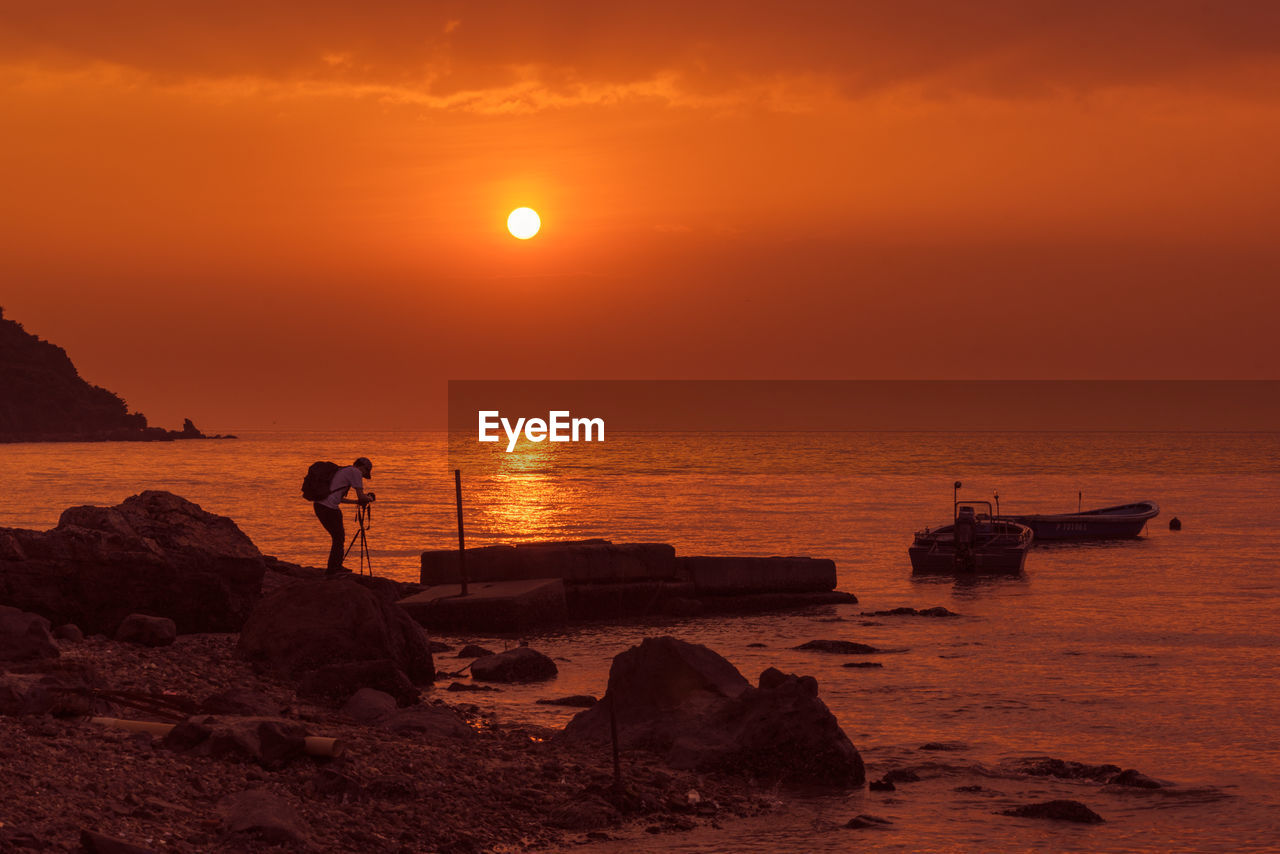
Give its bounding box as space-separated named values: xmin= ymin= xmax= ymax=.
xmin=908 ymin=543 xmax=1030 ymax=575
xmin=1007 ymin=501 xmax=1159 ymax=541
xmin=908 ymin=520 xmax=1034 ymax=575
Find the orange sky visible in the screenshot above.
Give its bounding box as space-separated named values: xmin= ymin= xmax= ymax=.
xmin=2 ymin=3 xmax=1278 ymax=429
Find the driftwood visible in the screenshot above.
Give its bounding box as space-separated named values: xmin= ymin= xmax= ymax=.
xmin=89 ymin=716 xmax=345 ymax=758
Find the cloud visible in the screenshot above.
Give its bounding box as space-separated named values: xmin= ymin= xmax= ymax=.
xmin=1 ymin=1 xmax=1277 ymax=111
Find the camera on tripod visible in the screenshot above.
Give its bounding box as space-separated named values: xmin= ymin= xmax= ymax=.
xmin=347 ymin=491 xmax=377 ymax=574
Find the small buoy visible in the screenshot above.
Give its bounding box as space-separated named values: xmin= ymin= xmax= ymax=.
xmin=1169 ymin=517 xmax=1182 ymax=531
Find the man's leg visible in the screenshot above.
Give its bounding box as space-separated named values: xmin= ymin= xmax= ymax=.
xmin=313 ymin=503 xmax=346 ymax=571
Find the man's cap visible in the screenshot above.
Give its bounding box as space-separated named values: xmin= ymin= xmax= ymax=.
xmin=354 ymin=457 xmax=372 ymax=478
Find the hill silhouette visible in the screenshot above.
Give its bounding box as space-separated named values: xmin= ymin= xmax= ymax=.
xmin=0 ymin=306 xmax=225 ymax=442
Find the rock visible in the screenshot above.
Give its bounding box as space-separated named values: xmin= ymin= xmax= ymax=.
xmin=844 ymin=814 xmax=892 ymax=829
xmin=165 ymin=717 xmax=308 ymax=768
xmin=999 ymin=799 xmax=1105 ymax=823
xmin=209 ymin=719 xmax=307 ymax=768
xmin=758 ymin=667 xmax=818 ymax=695
xmin=342 ymin=688 xmax=398 ymax=723
xmin=0 ymin=671 xmax=93 ymax=717
xmin=79 ymin=829 xmax=161 ymax=853
xmin=1169 ymin=517 xmax=1182 ymax=530
xmin=161 ymin=719 xmax=213 ymax=751
xmin=471 ymin=647 xmax=558 ymax=683
xmin=0 ymin=606 xmax=59 ymax=661
xmin=52 ymin=623 xmax=84 ymax=642
xmin=114 ymin=613 xmax=176 ymax=647
xmin=868 ymin=779 xmax=895 ymax=791
xmin=238 ymin=578 xmax=434 ymax=686
xmin=446 ymin=681 xmax=498 ymax=692
xmin=457 ymin=644 xmax=496 ymax=658
xmin=219 ymin=789 xmax=310 ymax=845
xmin=560 ymin=637 xmax=864 ymax=788
xmin=882 ymin=768 xmax=920 ymax=784
xmin=1107 ymin=768 xmax=1165 ymax=788
xmin=1003 ymin=756 xmax=1121 ymax=782
xmin=0 ymin=491 xmax=266 ymax=634
xmin=347 ymin=573 xmax=406 ymax=604
xmin=381 ymin=705 xmax=474 ymax=739
xmin=577 ymin=636 xmax=750 ymax=726
xmin=860 ymin=606 xmax=958 ymax=617
xmin=795 ymin=639 xmax=880 ymax=654
xmin=428 ymin=641 xmax=453 ymax=653
xmin=536 ymin=695 xmax=598 ymax=708
xmin=299 ymin=659 xmax=421 ymax=706
xmin=842 ymin=662 xmax=883 ymax=669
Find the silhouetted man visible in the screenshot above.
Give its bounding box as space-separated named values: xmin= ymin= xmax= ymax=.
xmin=313 ymin=457 xmax=374 ymax=576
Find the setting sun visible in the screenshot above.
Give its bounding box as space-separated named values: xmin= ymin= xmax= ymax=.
xmin=507 ymin=207 xmax=541 ymax=239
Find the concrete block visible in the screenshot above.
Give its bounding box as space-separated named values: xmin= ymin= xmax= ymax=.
xmin=681 ymin=556 xmax=837 ymax=595
xmin=397 ymin=578 xmax=567 ymax=633
xmin=420 ymin=541 xmax=677 ymax=585
xmin=565 ymin=580 xmax=698 ymax=619
xmin=515 ymin=542 xmax=677 ymax=583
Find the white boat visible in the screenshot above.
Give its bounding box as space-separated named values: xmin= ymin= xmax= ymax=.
xmin=909 ymin=499 xmax=1033 ymax=575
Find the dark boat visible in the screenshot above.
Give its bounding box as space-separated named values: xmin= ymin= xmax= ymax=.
xmin=910 ymin=500 xmax=1034 ymax=575
xmin=1006 ymin=500 xmax=1159 ymax=541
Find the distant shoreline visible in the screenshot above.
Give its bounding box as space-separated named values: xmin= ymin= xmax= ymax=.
xmin=0 ymin=430 xmax=237 ymax=444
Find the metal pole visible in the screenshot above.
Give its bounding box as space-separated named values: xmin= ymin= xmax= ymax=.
xmin=610 ymin=693 xmax=622 ymax=791
xmin=455 ymin=468 xmax=468 ymax=597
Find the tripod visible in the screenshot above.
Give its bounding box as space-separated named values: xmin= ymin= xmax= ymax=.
xmin=344 ymin=501 xmax=374 ymax=575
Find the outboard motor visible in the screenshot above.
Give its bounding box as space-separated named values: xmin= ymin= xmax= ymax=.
xmin=954 ymin=506 xmax=977 ymax=571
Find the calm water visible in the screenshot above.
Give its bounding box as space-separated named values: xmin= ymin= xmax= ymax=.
xmin=8 ymin=431 xmax=1280 ymax=852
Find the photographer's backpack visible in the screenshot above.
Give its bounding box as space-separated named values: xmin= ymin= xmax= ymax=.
xmin=301 ymin=460 xmax=341 ymax=502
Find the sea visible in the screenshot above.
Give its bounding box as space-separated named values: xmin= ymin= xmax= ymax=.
xmin=8 ymin=430 xmax=1280 ymax=852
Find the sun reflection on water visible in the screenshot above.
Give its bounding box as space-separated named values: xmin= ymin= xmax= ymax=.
xmin=464 ymin=437 xmax=587 ymax=542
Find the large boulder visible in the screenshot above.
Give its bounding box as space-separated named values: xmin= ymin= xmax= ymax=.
xmin=238 ymin=579 xmax=434 ymax=685
xmin=299 ymin=660 xmax=420 ymax=706
xmin=0 ymin=606 xmax=59 ymax=661
xmin=560 ymin=636 xmax=864 ymax=787
xmin=0 ymin=491 xmax=265 ymax=634
xmin=218 ymin=789 xmax=310 ymax=846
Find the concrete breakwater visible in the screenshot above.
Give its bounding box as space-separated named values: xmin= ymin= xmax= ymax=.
xmin=400 ymin=540 xmax=855 ymax=632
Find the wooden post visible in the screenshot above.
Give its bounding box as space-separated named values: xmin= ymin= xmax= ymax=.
xmin=455 ymin=468 xmax=468 ymax=597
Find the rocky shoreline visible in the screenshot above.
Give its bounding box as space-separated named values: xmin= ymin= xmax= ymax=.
xmin=0 ymin=492 xmax=859 ymax=852
xmin=1 ymin=631 xmax=782 ymax=853
xmin=0 ymin=426 xmax=237 ymax=444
